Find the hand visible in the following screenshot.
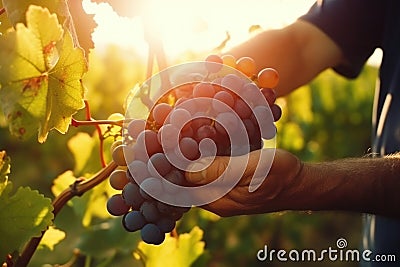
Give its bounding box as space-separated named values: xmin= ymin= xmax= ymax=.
xmin=185 ymin=148 xmax=303 ymax=217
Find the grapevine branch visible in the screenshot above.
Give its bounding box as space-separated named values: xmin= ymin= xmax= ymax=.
xmin=15 ymin=160 xmax=118 ymax=267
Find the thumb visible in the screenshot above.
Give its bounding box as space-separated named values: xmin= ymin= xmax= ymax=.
xmin=185 ymin=156 xmax=229 ymax=185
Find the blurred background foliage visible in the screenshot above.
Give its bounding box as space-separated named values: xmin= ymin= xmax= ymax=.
xmin=0 ymin=44 xmax=377 ymax=266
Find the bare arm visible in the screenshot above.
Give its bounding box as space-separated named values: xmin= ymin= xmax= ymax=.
xmin=186 ymin=150 xmax=400 ymax=218
xmin=228 ymin=20 xmax=344 ymax=96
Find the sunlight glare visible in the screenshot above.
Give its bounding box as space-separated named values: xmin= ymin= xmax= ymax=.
xmin=83 ymin=0 xmax=316 ymax=60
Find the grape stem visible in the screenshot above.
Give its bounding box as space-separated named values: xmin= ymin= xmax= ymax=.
xmin=71 ymin=100 xmax=109 ymax=167
xmin=0 ymin=7 xmax=5 ymax=16
xmin=15 ymin=161 xmax=118 ymax=267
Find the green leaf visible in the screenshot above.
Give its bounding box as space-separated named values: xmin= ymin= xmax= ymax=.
xmin=38 ymin=226 xmax=66 ymax=251
xmin=78 ymin=218 xmax=141 ymax=258
xmin=0 ymin=5 xmax=86 ymax=142
xmin=51 ymin=170 xmax=76 ymax=200
xmin=135 ymin=226 xmax=205 ymax=267
xmin=0 ymin=186 xmax=54 ymax=258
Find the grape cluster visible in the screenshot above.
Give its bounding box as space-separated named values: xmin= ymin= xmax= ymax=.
xmin=107 ymin=54 xmax=281 ymax=245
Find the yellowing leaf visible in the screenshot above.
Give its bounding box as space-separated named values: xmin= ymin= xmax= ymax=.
xmin=0 ymin=5 xmax=86 ymax=142
xmin=67 ymin=132 xmax=95 ymax=175
xmin=38 ymin=226 xmax=66 ymax=251
xmin=39 ymin=31 xmax=86 ymax=142
xmin=136 ymin=226 xmax=205 ymax=267
xmin=51 ymin=170 xmax=76 ymax=198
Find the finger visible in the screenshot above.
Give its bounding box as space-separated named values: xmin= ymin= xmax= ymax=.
xmin=185 ymin=156 xmax=229 ymax=185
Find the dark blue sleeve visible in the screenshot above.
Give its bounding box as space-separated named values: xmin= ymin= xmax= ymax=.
xmin=299 ymin=0 xmax=385 ymax=78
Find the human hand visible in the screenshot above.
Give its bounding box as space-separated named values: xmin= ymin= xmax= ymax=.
xmin=185 ymin=148 xmax=303 ymax=217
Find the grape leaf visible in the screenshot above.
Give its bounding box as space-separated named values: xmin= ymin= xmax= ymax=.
xmin=0 ymin=5 xmax=86 ymax=142
xmin=1 ymin=0 xmax=66 ymax=27
xmin=2 ymin=0 xmax=96 ymax=56
xmin=38 ymin=226 xmax=66 ymax=251
xmin=68 ymin=0 xmax=97 ymax=58
xmin=77 ymin=217 xmax=141 ymax=257
xmin=0 ymin=186 xmax=54 ymax=258
xmin=135 ymin=226 xmax=205 ymax=267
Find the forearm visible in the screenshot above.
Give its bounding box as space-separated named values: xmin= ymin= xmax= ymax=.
xmin=287 ymin=154 xmax=400 ymax=218
xmin=227 ymin=20 xmax=343 ymax=97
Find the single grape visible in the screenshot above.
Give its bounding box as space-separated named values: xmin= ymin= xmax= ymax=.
xmin=157 ymin=124 xmax=180 ymax=149
xmin=213 ymin=90 xmax=235 ymax=113
xmin=123 ymin=210 xmax=146 ymax=232
xmin=141 ymin=223 xmax=165 ymax=245
xmin=169 ymin=108 xmax=191 ymax=130
xmin=253 ymin=105 xmax=276 ymax=139
xmin=205 ymin=54 xmax=223 ymax=73
xmin=140 ymin=177 xmax=163 ymax=199
xmin=258 ymin=67 xmax=279 ymax=88
xmin=162 ymin=169 xmax=186 ymax=194
xmin=131 ymin=143 xmax=149 ymax=162
xmin=193 ymin=82 xmax=216 ymax=98
xmin=127 ymin=119 xmax=146 ymax=140
xmin=152 ymin=103 xmax=172 ymax=126
xmin=109 ymin=169 xmax=129 ymax=190
xmin=236 ymin=56 xmax=256 ymax=77
xmin=148 ymin=153 xmax=172 ymax=177
xmin=190 ymin=117 xmax=212 ymax=131
xmin=112 ymin=144 xmax=127 ymax=166
xmin=260 ymin=88 xmax=277 ymax=106
xmin=271 ymin=103 xmax=282 ymax=121
xmin=241 ymin=82 xmax=262 ymax=106
xmin=234 ymin=98 xmax=252 ymax=119
xmin=157 ymin=217 xmax=176 ymax=233
xmin=136 ymin=129 xmax=162 ymax=157
xmin=179 ymin=137 xmax=199 ymax=160
xmin=180 ymin=125 xmax=194 ymax=138
xmin=198 ymin=138 xmax=217 ymax=158
xmin=157 ymin=201 xmax=177 ymax=214
xmin=140 ymin=201 xmax=161 ymax=223
xmin=215 ymin=112 xmax=239 ymax=134
xmin=127 ymin=160 xmax=150 ymax=183
xmin=107 ymin=194 xmax=130 ymax=216
xmin=110 ymin=140 xmax=122 ymax=156
xmin=194 ymin=124 xmax=217 ymax=142
xmin=243 ymin=118 xmax=256 ymax=139
xmin=221 ymin=74 xmax=244 ymax=93
xmin=221 ymin=54 xmax=237 ymax=68
xmin=174 ymin=96 xmax=189 ymax=107
xmin=122 ymin=182 xmax=145 ymax=210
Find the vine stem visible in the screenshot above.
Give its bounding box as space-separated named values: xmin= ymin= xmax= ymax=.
xmin=15 ymin=161 xmax=118 ymax=267
xmin=71 ymin=118 xmax=124 ymax=127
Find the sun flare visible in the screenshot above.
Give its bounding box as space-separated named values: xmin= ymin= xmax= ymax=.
xmin=83 ymin=0 xmax=315 ymax=60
